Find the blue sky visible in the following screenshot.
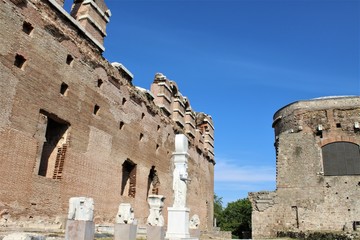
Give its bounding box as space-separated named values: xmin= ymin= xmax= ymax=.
xmin=66 ymin=0 xmax=359 ymax=206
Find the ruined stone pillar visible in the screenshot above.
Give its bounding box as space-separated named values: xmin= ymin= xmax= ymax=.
xmin=65 ymin=197 xmax=95 ymax=240
xmin=70 ymin=0 xmax=111 ymax=45
xmin=147 ymin=195 xmax=166 ymax=240
xmin=165 ymin=134 xmax=198 ymax=240
xmin=114 ymin=203 xmax=137 ymax=240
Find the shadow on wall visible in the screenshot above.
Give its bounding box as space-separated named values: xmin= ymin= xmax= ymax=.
xmin=10 ymin=0 xmax=27 ymax=8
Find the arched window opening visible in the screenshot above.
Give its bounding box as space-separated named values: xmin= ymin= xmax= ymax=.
xmin=36 ymin=111 xmax=70 ymax=180
xmin=171 ymin=85 xmax=178 ymax=97
xmin=147 ymin=166 xmax=160 ymax=197
xmin=322 ymin=142 xmax=360 ymax=176
xmin=121 ymin=159 xmax=137 ymax=197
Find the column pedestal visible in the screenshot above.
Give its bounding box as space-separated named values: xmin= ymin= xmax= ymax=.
xmin=114 ymin=223 xmax=137 ymax=240
xmin=65 ymin=220 xmax=94 ymax=240
xmin=165 ymin=207 xmax=198 ymax=240
xmin=147 ymin=225 xmax=165 ymax=240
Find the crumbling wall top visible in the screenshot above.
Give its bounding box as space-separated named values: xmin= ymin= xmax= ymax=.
xmin=273 ymin=96 xmax=360 ymax=126
xmin=150 ymin=73 xmax=215 ymax=161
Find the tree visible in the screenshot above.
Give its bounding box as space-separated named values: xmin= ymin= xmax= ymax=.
xmin=220 ymin=198 xmax=252 ymax=239
xmin=214 ymin=194 xmax=223 ymax=227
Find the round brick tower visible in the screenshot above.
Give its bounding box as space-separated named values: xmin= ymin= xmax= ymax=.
xmin=250 ymin=96 xmax=360 ymax=239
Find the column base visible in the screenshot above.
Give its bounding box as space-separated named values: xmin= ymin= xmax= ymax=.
xmin=65 ymin=220 xmax=94 ymax=240
xmin=165 ymin=207 xmax=198 ymax=240
xmin=114 ymin=223 xmax=137 ymax=240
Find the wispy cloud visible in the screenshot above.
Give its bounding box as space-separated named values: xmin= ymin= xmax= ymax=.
xmin=215 ymin=157 xmax=275 ymax=183
xmin=214 ymin=157 xmax=276 ymax=204
xmin=216 ymin=57 xmax=360 ymax=95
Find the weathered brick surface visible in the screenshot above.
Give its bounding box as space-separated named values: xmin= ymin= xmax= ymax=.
xmin=0 ymin=0 xmax=214 ymax=230
xmin=250 ymin=96 xmax=360 ymax=239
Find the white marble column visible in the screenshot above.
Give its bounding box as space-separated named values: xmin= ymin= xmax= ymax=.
xmin=165 ymin=134 xmax=198 ymax=240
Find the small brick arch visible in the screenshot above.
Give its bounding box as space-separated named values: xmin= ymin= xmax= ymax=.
xmin=320 ymin=136 xmax=359 ymax=147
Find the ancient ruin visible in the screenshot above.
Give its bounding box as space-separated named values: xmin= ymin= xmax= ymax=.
xmin=114 ymin=203 xmax=137 ymax=240
xmin=166 ymin=134 xmax=196 ymax=240
xmin=189 ymin=214 xmax=200 ymax=230
xmin=115 ymin=203 xmax=135 ymax=225
xmin=147 ymin=195 xmax=166 ymax=240
xmin=65 ymin=197 xmax=95 ymax=240
xmin=147 ymin=195 xmax=165 ymax=227
xmin=67 ymin=197 xmax=94 ymax=221
xmin=250 ymin=96 xmax=360 ymax=239
xmin=0 ymin=0 xmax=215 ymax=233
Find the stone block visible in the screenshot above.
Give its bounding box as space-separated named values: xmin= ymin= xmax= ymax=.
xmin=147 ymin=225 xmax=166 ymax=240
xmin=147 ymin=195 xmax=165 ymax=226
xmin=165 ymin=207 xmax=191 ymax=239
xmin=189 ymin=229 xmax=201 ymax=238
xmin=3 ymin=233 xmax=32 ymax=240
xmin=114 ymin=223 xmax=137 ymax=240
xmin=68 ymin=197 xmax=94 ymax=221
xmin=116 ymin=203 xmax=135 ymax=224
xmin=65 ymin=219 xmax=95 ymax=240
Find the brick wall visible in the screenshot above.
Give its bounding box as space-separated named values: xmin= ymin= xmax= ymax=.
xmin=0 ymin=0 xmax=214 ymax=230
xmin=250 ymin=96 xmax=360 ymax=239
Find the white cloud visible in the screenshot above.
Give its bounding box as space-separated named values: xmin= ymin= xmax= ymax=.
xmin=215 ymin=159 xmax=275 ymax=183
xmin=214 ymin=158 xmax=276 ymax=205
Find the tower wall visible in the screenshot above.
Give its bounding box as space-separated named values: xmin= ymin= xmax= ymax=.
xmin=250 ymin=96 xmax=360 ymax=239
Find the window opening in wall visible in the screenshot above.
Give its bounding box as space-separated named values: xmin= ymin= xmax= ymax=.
xmin=122 ymin=98 xmax=127 ymax=105
xmin=157 ymin=125 xmax=160 ymax=131
xmin=37 ymin=112 xmax=69 ymax=179
xmin=147 ymin=166 xmax=160 ymax=197
xmin=119 ymin=121 xmax=125 ymax=130
xmin=336 ymin=123 xmax=342 ymax=128
xmin=14 ymin=54 xmax=26 ymax=69
xmin=97 ymin=79 xmax=103 ymax=88
xmin=316 ymin=131 xmax=323 ymax=139
xmin=322 ymin=142 xmax=360 ymax=176
xmin=10 ymin=0 xmax=27 ymax=6
xmin=156 ymin=144 xmax=159 ymax=150
xmin=121 ymin=159 xmax=137 ymax=198
xmin=291 ymin=206 xmax=299 ymax=228
xmin=353 ymin=221 xmax=360 ymax=231
xmin=22 ymin=21 xmax=34 ymax=35
xmin=66 ymin=54 xmax=74 ymax=66
xmin=139 ymin=133 xmax=144 ymax=141
xmin=141 ymin=113 xmax=145 ymax=119
xmin=172 ymin=85 xmax=178 ymax=97
xmin=93 ymin=104 xmax=100 ymax=115
xmin=60 ymin=82 xmax=69 ymax=96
